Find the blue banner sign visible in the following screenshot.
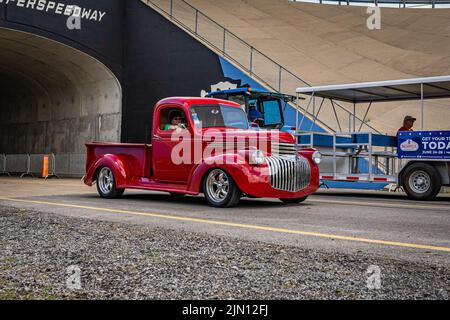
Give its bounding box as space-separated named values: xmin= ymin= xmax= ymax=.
xmin=398 ymin=131 xmax=450 ymax=160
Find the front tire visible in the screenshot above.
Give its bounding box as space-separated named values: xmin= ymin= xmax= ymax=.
xmin=96 ymin=167 xmax=125 ymax=199
xmin=203 ymin=169 xmax=241 ymax=208
xmin=403 ymin=163 xmax=441 ymax=201
xmin=280 ymin=196 xmax=308 ymax=204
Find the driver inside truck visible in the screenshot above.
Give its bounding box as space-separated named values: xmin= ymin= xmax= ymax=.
xmin=248 ymin=102 xmax=263 ymax=123
xmin=163 ymin=111 xmax=187 ymax=131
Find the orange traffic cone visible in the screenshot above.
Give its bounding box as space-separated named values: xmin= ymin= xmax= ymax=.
xmin=41 ymin=155 xmax=49 ymax=178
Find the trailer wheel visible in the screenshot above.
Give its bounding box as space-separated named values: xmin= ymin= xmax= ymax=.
xmin=96 ymin=167 xmax=125 ymax=199
xmin=403 ymin=163 xmax=441 ymax=201
xmin=203 ymin=169 xmax=241 ymax=208
xmin=280 ymin=196 xmax=308 ymax=204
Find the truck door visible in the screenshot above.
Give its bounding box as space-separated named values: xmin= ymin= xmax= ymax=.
xmin=152 ymin=106 xmax=193 ymax=184
xmin=261 ymin=99 xmax=284 ymax=129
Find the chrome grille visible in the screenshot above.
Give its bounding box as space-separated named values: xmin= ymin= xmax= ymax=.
xmin=271 ymin=142 xmax=296 ymax=156
xmin=266 ymin=156 xmax=310 ymax=192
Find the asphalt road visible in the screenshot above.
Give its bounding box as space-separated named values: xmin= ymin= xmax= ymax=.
xmin=0 ymin=177 xmax=449 ymax=267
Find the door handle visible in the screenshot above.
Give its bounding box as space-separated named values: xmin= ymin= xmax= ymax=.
xmin=153 ymin=134 xmax=162 ymax=141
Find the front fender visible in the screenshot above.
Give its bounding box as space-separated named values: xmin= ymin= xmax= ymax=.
xmin=187 ymin=154 xmax=262 ymax=193
xmin=85 ymin=154 xmax=129 ymax=188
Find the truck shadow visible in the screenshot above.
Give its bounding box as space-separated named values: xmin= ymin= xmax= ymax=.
xmin=117 ymin=193 xmax=288 ymax=208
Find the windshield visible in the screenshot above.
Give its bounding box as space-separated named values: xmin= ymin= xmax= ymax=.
xmin=190 ymin=105 xmax=249 ymax=130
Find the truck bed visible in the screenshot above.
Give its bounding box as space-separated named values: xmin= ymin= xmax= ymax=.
xmin=86 ymin=143 xmax=152 ymax=181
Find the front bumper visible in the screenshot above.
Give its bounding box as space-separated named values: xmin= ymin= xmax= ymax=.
xmin=232 ymin=156 xmax=320 ymax=199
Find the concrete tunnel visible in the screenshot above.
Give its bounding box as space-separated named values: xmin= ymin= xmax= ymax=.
xmin=0 ymin=0 xmax=243 ymax=176
xmin=0 ymin=28 xmax=122 ymax=155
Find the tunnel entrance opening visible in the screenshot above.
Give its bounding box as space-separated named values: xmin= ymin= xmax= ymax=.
xmin=0 ymin=28 xmax=122 ymax=155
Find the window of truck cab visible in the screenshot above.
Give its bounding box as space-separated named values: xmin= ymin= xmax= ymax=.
xmin=157 ymin=107 xmax=189 ymax=133
xmin=261 ymin=99 xmax=284 ymax=129
xmin=190 ymin=104 xmax=249 ymax=130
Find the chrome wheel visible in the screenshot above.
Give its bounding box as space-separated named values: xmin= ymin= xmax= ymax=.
xmin=408 ymin=170 xmax=431 ymax=194
xmin=206 ymin=169 xmax=230 ymax=203
xmin=98 ymin=167 xmax=114 ymax=195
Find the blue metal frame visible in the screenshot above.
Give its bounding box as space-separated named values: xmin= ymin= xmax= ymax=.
xmin=207 ymin=88 xmax=296 ymax=132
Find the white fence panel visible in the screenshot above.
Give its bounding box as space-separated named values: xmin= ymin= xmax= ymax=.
xmin=5 ymin=154 xmax=28 ymax=174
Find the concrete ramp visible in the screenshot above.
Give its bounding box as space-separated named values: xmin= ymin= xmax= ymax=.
xmin=177 ymin=0 xmax=450 ymax=133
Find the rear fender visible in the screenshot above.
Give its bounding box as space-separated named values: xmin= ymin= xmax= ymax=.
xmin=85 ymin=154 xmax=128 ymax=188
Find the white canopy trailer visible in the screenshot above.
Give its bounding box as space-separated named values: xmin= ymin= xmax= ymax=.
xmin=295 ymin=76 xmax=450 ymax=200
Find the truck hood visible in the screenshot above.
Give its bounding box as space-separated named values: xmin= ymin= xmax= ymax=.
xmin=197 ymin=128 xmax=296 ymax=144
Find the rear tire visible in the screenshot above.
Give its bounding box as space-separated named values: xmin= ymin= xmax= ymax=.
xmin=280 ymin=196 xmax=308 ymax=204
xmin=96 ymin=167 xmax=125 ymax=199
xmin=203 ymin=169 xmax=241 ymax=208
xmin=403 ymin=163 xmax=441 ymax=201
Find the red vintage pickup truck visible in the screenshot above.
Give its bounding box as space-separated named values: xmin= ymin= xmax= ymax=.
xmin=84 ymin=97 xmax=321 ymax=207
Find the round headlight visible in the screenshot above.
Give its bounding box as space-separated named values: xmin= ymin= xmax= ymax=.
xmin=250 ymin=150 xmax=265 ymax=165
xmin=312 ymin=151 xmax=322 ymax=165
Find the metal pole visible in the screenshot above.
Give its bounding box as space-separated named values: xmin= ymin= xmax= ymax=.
xmin=223 ymin=29 xmax=226 ymax=53
xmin=349 ymin=114 xmax=352 ymax=132
xmin=358 ymin=102 xmax=372 ymax=133
xmin=296 ymin=93 xmax=300 ymax=135
xmin=170 ymin=0 xmax=173 ymax=17
xmin=310 ymin=98 xmax=325 ymax=131
xmin=313 ymin=95 xmax=316 ymax=119
xmin=195 ymin=10 xmax=199 ymax=35
xmin=249 ymin=47 xmax=253 ymax=76
xmin=299 ymin=93 xmax=314 ymax=131
xmin=369 ymin=133 xmax=373 ymax=181
xmin=353 ymin=103 xmax=356 ymax=132
xmin=333 ymin=134 xmax=337 ymax=179
xmin=330 ymin=99 xmax=343 ymax=132
xmin=421 ymin=83 xmax=424 ymax=130
xmin=278 ymin=67 xmax=282 ymax=92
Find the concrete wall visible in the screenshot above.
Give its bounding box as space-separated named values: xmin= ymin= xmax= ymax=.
xmin=182 ymin=0 xmax=450 ymax=134
xmin=121 ymin=0 xmax=226 ymax=144
xmin=0 ymin=0 xmax=226 ymax=152
xmin=0 ymin=28 xmax=122 ymax=154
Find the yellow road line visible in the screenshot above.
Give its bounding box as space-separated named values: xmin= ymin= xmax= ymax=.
xmin=0 ymin=197 xmax=449 ymax=253
xmin=308 ymin=198 xmax=450 ymax=211
xmin=2 ymin=180 xmax=449 ymax=210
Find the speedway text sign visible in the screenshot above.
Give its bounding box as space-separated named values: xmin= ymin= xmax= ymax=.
xmin=0 ymin=0 xmax=106 ymax=22
xmin=398 ymin=131 xmax=450 ymax=160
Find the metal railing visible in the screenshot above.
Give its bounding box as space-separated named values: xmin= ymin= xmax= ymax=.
xmin=144 ymin=0 xmax=383 ymax=134
xmin=297 ymin=96 xmax=382 ymax=134
xmin=296 ymin=131 xmax=398 ymax=181
xmin=0 ymin=153 xmax=86 ymax=178
xmin=144 ymin=0 xmax=309 ymax=93
xmin=289 ymin=0 xmax=450 ymax=9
